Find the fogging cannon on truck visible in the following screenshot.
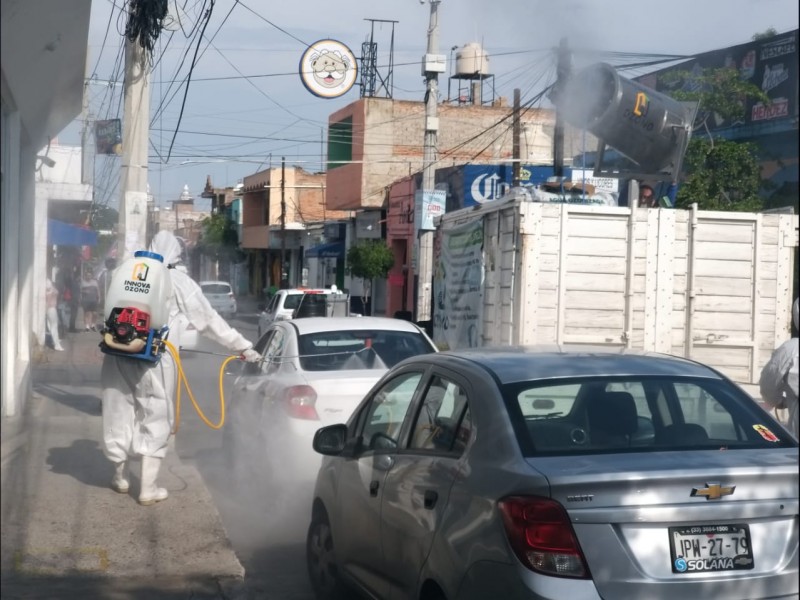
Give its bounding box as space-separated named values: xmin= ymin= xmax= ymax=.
xmin=553 ymin=62 xmax=699 ymax=183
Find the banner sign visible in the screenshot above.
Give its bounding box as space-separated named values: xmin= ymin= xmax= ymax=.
xmin=95 ymin=119 xmax=122 ymax=155
xmin=570 ymin=168 xmax=619 ymax=192
xmin=414 ymin=189 xmax=446 ymax=233
xmin=433 ymin=218 xmax=484 ymax=350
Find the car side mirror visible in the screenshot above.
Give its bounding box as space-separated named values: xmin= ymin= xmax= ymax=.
xmin=532 ymin=398 xmax=555 ymax=410
xmin=312 ymin=423 xmax=348 ymax=455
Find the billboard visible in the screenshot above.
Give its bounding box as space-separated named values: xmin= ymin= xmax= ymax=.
xmin=638 ymin=30 xmax=798 ymax=130
xmin=446 ymin=164 xmax=570 ymax=210
xmin=95 ymin=119 xmax=122 ymax=155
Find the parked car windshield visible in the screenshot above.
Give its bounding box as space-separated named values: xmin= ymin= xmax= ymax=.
xmin=297 ymin=329 xmax=434 ymax=371
xmin=503 ymin=376 xmax=797 ymax=457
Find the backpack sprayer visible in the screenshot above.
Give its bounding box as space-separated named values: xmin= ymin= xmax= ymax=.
xmin=99 ymin=248 xmax=255 ymax=432
xmin=100 ymin=250 xmax=172 ymax=362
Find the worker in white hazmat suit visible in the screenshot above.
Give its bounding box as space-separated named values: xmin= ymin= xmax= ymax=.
xmin=101 ymin=230 xmax=260 ymax=505
xmin=759 ymin=298 xmax=799 ymax=439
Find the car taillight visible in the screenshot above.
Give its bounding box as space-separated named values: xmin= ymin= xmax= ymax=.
xmin=498 ymin=496 xmax=589 ymax=579
xmin=282 ymin=385 xmax=319 ymax=420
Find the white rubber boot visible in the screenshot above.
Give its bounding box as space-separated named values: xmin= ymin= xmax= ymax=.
xmin=110 ymin=461 xmax=129 ymax=493
xmin=138 ymin=456 xmax=168 ymax=505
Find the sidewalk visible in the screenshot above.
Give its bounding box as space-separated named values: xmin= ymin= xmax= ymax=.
xmin=1 ymin=326 xmax=247 ymax=599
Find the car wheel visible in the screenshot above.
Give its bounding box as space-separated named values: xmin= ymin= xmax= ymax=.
xmin=307 ymin=512 xmax=348 ymax=600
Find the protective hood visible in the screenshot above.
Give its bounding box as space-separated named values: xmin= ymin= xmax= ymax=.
xmin=149 ymin=231 xmax=183 ymax=267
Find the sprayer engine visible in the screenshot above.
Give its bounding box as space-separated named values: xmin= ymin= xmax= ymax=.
xmin=100 ymin=306 xmax=168 ymax=363
xmin=106 ymin=307 xmax=151 ymax=345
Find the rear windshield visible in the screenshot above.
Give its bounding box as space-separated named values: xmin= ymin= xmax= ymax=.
xmin=283 ymin=293 xmax=307 ymax=310
xmin=502 ymin=376 xmax=797 ymax=457
xmin=201 ymin=283 xmax=231 ymax=295
xmin=297 ymin=329 xmax=434 ymax=371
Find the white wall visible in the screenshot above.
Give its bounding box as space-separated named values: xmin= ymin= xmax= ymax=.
xmin=1 ymin=0 xmax=92 ymax=418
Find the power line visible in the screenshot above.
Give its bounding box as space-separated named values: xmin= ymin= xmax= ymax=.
xmin=232 ymin=0 xmax=309 ymax=47
xmin=166 ymin=0 xmax=218 ymax=160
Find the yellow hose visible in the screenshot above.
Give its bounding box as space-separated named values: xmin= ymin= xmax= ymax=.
xmin=164 ymin=339 xmax=239 ymax=434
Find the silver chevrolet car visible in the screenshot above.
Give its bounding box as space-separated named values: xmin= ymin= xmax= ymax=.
xmin=307 ymin=347 xmax=798 ymax=600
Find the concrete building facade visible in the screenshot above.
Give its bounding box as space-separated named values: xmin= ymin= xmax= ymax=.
xmin=325 ymin=97 xmax=592 ymax=212
xmin=239 ymin=166 xmax=349 ymax=297
xmin=1 ymin=0 xmax=92 ymax=417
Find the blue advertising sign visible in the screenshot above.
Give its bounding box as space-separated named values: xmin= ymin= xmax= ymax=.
xmin=462 ymin=165 xmax=567 ymax=207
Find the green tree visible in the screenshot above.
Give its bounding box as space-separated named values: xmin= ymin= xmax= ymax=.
xmin=661 ymin=67 xmax=770 ymax=211
xmin=752 ymin=28 xmax=778 ymax=41
xmin=198 ymin=213 xmax=241 ymax=277
xmin=677 ymin=137 xmax=764 ymax=211
xmin=345 ymin=241 xmax=395 ymax=316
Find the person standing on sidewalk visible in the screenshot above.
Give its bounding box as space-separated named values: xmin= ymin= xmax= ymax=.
xmin=64 ymin=264 xmax=81 ymax=332
xmin=101 ymin=230 xmax=261 ymax=505
xmin=80 ymin=269 xmax=101 ymax=331
xmin=45 ymin=278 xmax=65 ymax=351
xmin=759 ymin=298 xmax=799 ymax=438
xmin=96 ymin=257 xmax=117 ymax=311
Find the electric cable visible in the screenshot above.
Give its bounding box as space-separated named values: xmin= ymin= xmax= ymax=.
xmin=90 ymin=1 xmax=118 ymax=79
xmin=165 ymin=0 xmax=216 ymax=160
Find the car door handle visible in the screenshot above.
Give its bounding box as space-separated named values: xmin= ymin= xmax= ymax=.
xmin=369 ymin=480 xmax=380 ymax=497
xmin=424 ymin=490 xmax=438 ymax=509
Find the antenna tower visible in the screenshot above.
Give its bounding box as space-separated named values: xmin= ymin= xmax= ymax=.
xmin=361 ymin=18 xmax=398 ymax=98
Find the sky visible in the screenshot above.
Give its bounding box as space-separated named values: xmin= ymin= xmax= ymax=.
xmin=56 ymin=0 xmax=799 ymax=211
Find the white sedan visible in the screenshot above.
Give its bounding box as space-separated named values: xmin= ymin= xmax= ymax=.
xmin=223 ymin=316 xmax=437 ymax=493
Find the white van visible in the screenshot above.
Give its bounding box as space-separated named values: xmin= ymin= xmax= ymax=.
xmin=257 ymin=287 xmax=348 ymax=337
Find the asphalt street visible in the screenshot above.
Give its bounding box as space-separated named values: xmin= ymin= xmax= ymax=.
xmin=0 ymin=299 xmax=319 ymax=600
xmin=175 ymin=310 xmax=316 ymax=600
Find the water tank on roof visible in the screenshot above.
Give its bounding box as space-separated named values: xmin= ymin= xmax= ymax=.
xmin=455 ymin=43 xmax=490 ymax=78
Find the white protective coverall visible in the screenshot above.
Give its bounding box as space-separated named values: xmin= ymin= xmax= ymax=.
xmin=759 ymin=298 xmax=799 ymax=438
xmin=101 ymin=230 xmax=258 ymax=503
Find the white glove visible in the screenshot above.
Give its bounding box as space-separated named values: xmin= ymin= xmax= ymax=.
xmin=241 ymin=348 xmax=261 ymax=363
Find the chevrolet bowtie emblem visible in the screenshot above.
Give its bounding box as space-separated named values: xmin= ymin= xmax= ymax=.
xmin=691 ymin=483 xmax=735 ymax=500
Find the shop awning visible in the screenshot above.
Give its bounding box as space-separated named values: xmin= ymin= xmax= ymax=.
xmin=48 ymin=219 xmax=97 ymax=247
xmin=305 ymin=241 xmax=344 ymax=259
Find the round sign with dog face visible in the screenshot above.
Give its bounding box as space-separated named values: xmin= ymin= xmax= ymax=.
xmin=299 ymin=39 xmax=358 ymax=99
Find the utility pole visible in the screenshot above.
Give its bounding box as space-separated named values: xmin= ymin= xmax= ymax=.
xmin=416 ymin=0 xmax=444 ymax=324
xmin=80 ymin=79 xmax=93 ymax=186
xmin=280 ymin=157 xmax=286 ymax=287
xmin=512 ymin=88 xmax=521 ymax=186
xmin=118 ymin=37 xmax=151 ymax=261
xmin=553 ymin=38 xmax=571 ymax=178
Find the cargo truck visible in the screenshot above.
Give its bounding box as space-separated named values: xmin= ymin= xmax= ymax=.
xmin=432 ymin=195 xmax=798 ymax=399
